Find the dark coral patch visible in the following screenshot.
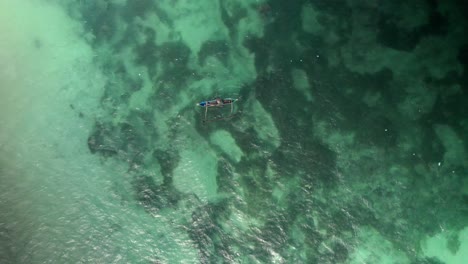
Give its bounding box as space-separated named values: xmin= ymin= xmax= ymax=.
xmin=152 ymin=149 xmax=180 ymax=185
xmin=198 ymin=40 xmax=230 ymax=66
xmin=87 ymin=122 xmax=118 ymax=157
xmin=377 ymin=1 xmax=448 ymax=51
xmin=133 ymin=175 xmax=180 ymax=213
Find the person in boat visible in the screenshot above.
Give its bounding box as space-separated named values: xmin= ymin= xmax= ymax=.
xmin=215 ymin=97 xmax=224 ymax=106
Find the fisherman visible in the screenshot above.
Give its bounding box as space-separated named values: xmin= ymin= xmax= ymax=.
xmin=215 ymin=97 xmax=224 ymax=106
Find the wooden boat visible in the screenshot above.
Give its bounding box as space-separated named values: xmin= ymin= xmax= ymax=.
xmin=197 ymin=97 xmax=239 ymax=123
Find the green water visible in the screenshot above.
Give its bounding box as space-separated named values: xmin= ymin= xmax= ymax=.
xmin=1 ymin=0 xmax=467 ymax=263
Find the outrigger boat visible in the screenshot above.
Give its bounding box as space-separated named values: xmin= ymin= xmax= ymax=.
xmin=197 ymin=97 xmax=239 ymax=123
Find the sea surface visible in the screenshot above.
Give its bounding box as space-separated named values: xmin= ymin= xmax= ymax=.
xmin=1 ymin=0 xmax=467 ymax=263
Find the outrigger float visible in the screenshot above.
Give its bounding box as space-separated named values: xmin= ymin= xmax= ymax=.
xmin=197 ymin=97 xmax=239 ymax=123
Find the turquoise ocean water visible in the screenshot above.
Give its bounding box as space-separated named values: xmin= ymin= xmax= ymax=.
xmin=1 ymin=0 xmax=467 ymax=263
